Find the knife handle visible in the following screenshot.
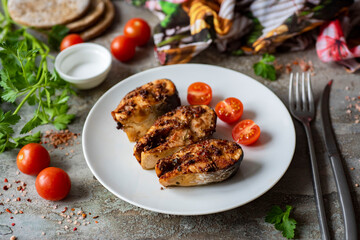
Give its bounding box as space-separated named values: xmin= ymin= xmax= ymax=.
xmin=303 ymin=122 xmax=330 ymax=240
xmin=329 ymin=154 xmax=358 ymax=240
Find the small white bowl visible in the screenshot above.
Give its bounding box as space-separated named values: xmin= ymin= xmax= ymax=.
xmin=55 ymin=43 xmax=112 ymax=90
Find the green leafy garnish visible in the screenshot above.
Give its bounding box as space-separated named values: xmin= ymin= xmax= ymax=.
xmin=0 ymin=110 xmax=41 ymax=153
xmin=47 ymin=25 xmax=69 ymax=51
xmin=0 ymin=0 xmax=75 ymax=152
xmin=265 ymin=205 xmax=297 ymax=239
xmin=253 ymin=53 xmax=277 ymax=81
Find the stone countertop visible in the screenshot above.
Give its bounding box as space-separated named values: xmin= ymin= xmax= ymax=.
xmin=1 ymin=1 xmax=359 ymax=239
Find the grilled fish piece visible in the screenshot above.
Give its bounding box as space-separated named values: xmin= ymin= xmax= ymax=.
xmin=111 ymin=79 xmax=180 ymax=142
xmin=134 ymin=105 xmax=217 ymax=169
xmin=155 ymin=139 xmax=243 ymax=187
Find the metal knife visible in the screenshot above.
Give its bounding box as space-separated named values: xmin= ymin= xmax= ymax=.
xmin=320 ymin=80 xmax=358 ymax=240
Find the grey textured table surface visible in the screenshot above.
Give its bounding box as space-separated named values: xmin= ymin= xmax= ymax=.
xmin=1 ymin=1 xmax=360 ymax=239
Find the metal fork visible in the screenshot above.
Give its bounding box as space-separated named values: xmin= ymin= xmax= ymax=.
xmin=289 ymin=73 xmax=330 ymax=240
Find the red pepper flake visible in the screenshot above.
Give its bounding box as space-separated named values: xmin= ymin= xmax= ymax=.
xmin=17 ymin=186 xmax=22 ymax=191
xmin=92 ymin=216 xmax=99 ymax=219
xmin=11 ymin=223 xmax=15 ymax=226
xmin=82 ymin=213 xmax=87 ymax=219
xmin=16 ymin=197 xmax=21 ymax=201
xmin=71 ymin=208 xmax=75 ymax=211
xmin=95 ymin=221 xmax=98 ymax=224
xmin=27 ymin=199 xmax=32 ymax=202
xmin=61 ymin=207 xmax=68 ymax=213
xmin=0 ymin=203 xmax=3 ymax=206
xmin=3 ymin=185 xmax=9 ymax=191
xmin=19 ymin=211 xmax=23 ymax=214
xmin=4 ymin=178 xmax=8 ymax=182
xmin=23 ymin=183 xmax=27 ymax=187
xmin=89 ymin=212 xmax=91 ymax=215
xmin=15 ymin=180 xmax=21 ymax=184
xmin=6 ymin=208 xmax=12 ymax=213
xmin=10 ymin=216 xmax=13 ymax=219
xmin=73 ymin=227 xmax=77 ymax=231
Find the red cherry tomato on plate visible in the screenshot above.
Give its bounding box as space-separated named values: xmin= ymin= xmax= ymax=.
xmin=124 ymin=18 xmax=151 ymax=46
xmin=16 ymin=143 xmax=50 ymax=176
xmin=215 ymin=97 xmax=243 ymax=123
xmin=187 ymin=82 xmax=212 ymax=105
xmin=60 ymin=34 xmax=84 ymax=51
xmin=111 ymin=35 xmax=136 ymax=62
xmin=35 ymin=167 xmax=71 ymax=201
xmin=232 ymin=119 xmax=261 ymax=145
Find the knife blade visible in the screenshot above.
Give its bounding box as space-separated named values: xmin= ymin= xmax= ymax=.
xmin=320 ymin=80 xmax=358 ymax=240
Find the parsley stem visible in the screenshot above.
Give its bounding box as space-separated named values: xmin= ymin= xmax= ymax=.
xmin=13 ymin=87 xmax=37 ymax=115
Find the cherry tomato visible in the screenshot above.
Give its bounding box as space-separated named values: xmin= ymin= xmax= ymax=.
xmin=215 ymin=97 xmax=243 ymax=123
xmin=111 ymin=35 xmax=136 ymax=62
xmin=232 ymin=119 xmax=261 ymax=146
xmin=60 ymin=34 xmax=84 ymax=51
xmin=16 ymin=143 xmax=50 ymax=176
xmin=35 ymin=167 xmax=71 ymax=201
xmin=187 ymin=82 xmax=212 ymax=105
xmin=124 ymin=18 xmax=151 ymax=46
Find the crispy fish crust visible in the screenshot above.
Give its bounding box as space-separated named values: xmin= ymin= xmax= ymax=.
xmin=155 ymin=139 xmax=243 ymax=187
xmin=111 ymin=79 xmax=180 ymax=142
xmin=134 ymin=105 xmax=217 ymax=169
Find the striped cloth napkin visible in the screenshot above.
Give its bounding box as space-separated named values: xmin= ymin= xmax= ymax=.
xmin=128 ymin=0 xmax=360 ymax=72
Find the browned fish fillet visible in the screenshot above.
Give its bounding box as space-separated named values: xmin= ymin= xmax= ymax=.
xmin=155 ymin=139 xmax=243 ymax=187
xmin=134 ymin=105 xmax=217 ymax=169
xmin=111 ymin=79 xmax=180 ymax=142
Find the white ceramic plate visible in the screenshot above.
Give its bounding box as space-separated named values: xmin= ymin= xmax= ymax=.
xmin=82 ymin=64 xmax=296 ymax=215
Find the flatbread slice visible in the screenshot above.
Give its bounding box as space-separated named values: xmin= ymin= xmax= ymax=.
xmin=79 ymin=0 xmax=115 ymax=41
xmin=8 ymin=0 xmax=91 ymax=29
xmin=67 ymin=0 xmax=105 ymax=32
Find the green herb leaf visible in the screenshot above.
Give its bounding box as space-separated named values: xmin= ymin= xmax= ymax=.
xmin=265 ymin=205 xmax=297 ymax=239
xmin=13 ymin=131 xmax=41 ymax=148
xmin=253 ymin=53 xmax=277 ymax=81
xmin=47 ymin=25 xmax=69 ymax=50
xmin=20 ymin=115 xmax=42 ymax=134
xmin=53 ymin=114 xmax=75 ymax=130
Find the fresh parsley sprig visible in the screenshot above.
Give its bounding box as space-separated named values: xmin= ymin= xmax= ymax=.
xmin=253 ymin=53 xmax=277 ymax=81
xmin=0 ymin=0 xmax=74 ymax=152
xmin=265 ymin=205 xmax=297 ymax=239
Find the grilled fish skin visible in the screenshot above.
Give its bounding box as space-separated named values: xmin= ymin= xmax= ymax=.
xmin=155 ymin=139 xmax=243 ymax=187
xmin=111 ymin=79 xmax=180 ymax=142
xmin=134 ymin=105 xmax=217 ymax=169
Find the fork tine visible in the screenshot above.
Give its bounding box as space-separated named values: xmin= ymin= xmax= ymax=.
xmin=295 ymin=72 xmax=300 ymax=110
xmin=289 ymin=73 xmax=294 ymax=108
xmin=307 ymin=72 xmax=314 ymax=112
xmin=302 ymin=73 xmax=308 ymax=111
